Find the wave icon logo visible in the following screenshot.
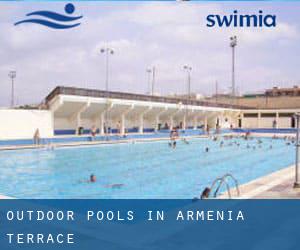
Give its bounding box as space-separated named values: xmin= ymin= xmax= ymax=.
xmin=14 ymin=3 xmax=82 ymax=29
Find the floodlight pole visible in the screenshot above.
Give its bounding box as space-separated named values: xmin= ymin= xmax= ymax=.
xmin=101 ymin=47 xmax=114 ymax=93
xmin=8 ymin=71 xmax=16 ymax=108
xmin=183 ymin=65 xmax=192 ymax=100
xmin=183 ymin=65 xmax=192 ymax=129
xmin=152 ymin=66 xmax=156 ymax=96
xmin=230 ymin=36 xmax=237 ymax=99
xmin=146 ymin=67 xmax=156 ymax=95
xmin=100 ymin=47 xmax=114 ymax=137
xmin=294 ymin=113 xmax=300 ymax=188
xmin=146 ymin=68 xmax=152 ymax=95
xmin=215 ymin=80 xmax=218 ymax=103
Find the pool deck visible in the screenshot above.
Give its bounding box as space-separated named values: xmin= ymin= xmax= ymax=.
xmin=0 ymin=131 xmax=296 ymax=151
xmin=0 ymin=194 xmax=14 ymax=199
xmin=219 ymin=165 xmax=300 ymax=199
xmin=0 ymin=134 xmax=211 ymax=151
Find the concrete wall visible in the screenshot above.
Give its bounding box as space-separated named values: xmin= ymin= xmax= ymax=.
xmin=259 ymin=117 xmax=275 ymax=128
xmin=205 ymin=96 xmax=300 ymax=109
xmin=54 ymin=117 xmax=76 ymax=130
xmin=216 ymin=115 xmax=237 ymax=128
xmin=242 ymin=118 xmax=259 ymax=128
xmin=0 ymin=109 xmax=53 ymax=140
xmin=278 ymin=117 xmax=291 ymax=128
xmin=242 ymin=117 xmax=293 ymax=128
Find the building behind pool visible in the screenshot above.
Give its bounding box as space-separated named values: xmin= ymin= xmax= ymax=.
xmin=0 ymin=86 xmax=300 ymax=141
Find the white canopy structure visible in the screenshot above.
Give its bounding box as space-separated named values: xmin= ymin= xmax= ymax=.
xmin=46 ymin=87 xmax=241 ymax=135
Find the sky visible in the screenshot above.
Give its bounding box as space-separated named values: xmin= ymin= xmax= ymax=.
xmin=1 ymin=1 xmax=300 ymax=106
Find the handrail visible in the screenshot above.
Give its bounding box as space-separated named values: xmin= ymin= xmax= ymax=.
xmin=210 ymin=177 xmax=232 ymax=198
xmin=209 ymin=173 xmax=240 ymax=198
xmin=222 ymin=173 xmax=240 ymax=197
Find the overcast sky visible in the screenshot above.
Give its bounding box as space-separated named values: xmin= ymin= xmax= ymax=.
xmin=0 ymin=1 xmax=300 ymax=107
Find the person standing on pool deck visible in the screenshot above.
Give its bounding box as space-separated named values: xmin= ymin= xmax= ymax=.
xmin=272 ymin=119 xmax=277 ymax=129
xmin=206 ymin=126 xmax=210 ymax=135
xmin=103 ymin=122 xmax=107 ymax=134
xmin=33 ymin=128 xmax=41 ymax=145
xmin=116 ymin=121 xmax=121 ymax=135
xmin=90 ymin=125 xmax=97 ymax=140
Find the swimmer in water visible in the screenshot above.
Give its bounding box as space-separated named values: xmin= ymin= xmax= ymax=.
xmin=106 ymin=184 xmax=124 ymax=189
xmin=246 ymin=144 xmax=250 ymax=149
xmin=78 ymin=174 xmax=96 ymax=184
xmin=173 ymin=141 xmax=177 ymax=148
xmin=182 ymin=138 xmax=190 ymax=145
xmin=90 ymin=174 xmax=96 ymax=183
xmin=205 ymin=147 xmax=209 ymax=153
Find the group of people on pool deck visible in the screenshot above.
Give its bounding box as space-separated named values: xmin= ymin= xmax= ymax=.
xmin=87 ymin=174 xmax=124 ymax=188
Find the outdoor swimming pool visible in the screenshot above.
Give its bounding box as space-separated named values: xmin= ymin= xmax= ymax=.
xmin=0 ymin=136 xmax=295 ymax=198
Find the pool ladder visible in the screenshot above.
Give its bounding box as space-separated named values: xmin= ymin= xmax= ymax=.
xmin=209 ymin=173 xmax=240 ymax=199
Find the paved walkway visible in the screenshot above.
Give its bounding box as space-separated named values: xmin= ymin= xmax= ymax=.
xmin=0 ymin=194 xmax=13 ymax=199
xmin=220 ymin=166 xmax=300 ymax=199
xmin=0 ymin=134 xmax=211 ymax=151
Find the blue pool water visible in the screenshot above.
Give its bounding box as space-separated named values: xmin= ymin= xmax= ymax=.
xmin=0 ymin=137 xmax=295 ymax=199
